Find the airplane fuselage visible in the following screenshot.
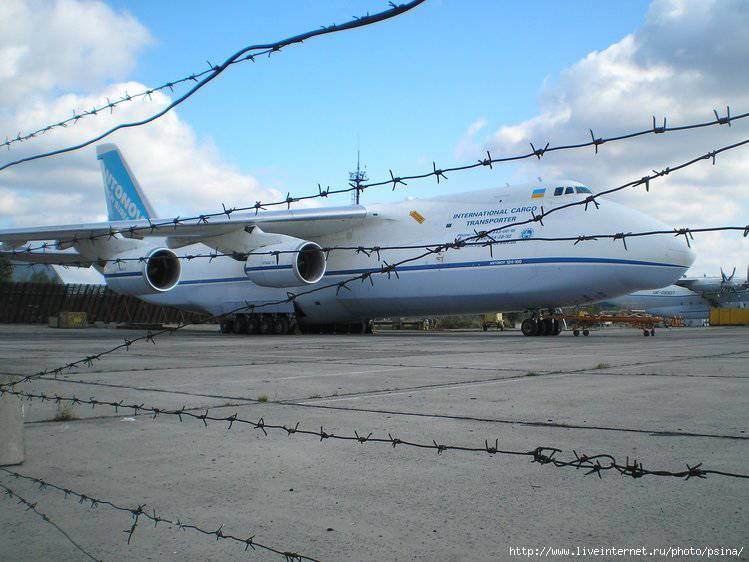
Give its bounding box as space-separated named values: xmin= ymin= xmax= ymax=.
xmin=129 ymin=184 xmax=695 ymax=323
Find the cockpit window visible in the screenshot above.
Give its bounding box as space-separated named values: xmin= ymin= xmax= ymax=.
xmin=565 ymin=186 xmax=575 ymax=195
xmin=575 ymin=186 xmax=592 ymax=194
xmin=554 ymin=187 xmax=563 ymax=196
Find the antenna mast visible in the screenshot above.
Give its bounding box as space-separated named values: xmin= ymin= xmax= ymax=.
xmin=349 ymin=148 xmax=368 ymax=205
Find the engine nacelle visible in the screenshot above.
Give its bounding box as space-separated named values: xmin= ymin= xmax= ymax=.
xmin=104 ymin=247 xmax=181 ymax=295
xmin=244 ymin=238 xmax=326 ymax=288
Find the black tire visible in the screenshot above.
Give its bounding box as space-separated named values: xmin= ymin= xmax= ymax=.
xmin=232 ymin=317 xmax=245 ymax=334
xmin=573 ymin=329 xmax=580 ymax=336
xmin=643 ymin=329 xmax=649 ymax=336
xmin=220 ymin=320 xmax=232 ymax=334
xmin=521 ymin=318 xmax=538 ymax=337
xmin=650 ymin=329 xmax=655 ymax=336
xmin=582 ymin=329 xmax=590 ymax=336
xmin=350 ymin=321 xmax=366 ymax=334
xmin=482 ymin=325 xmax=488 ymax=332
xmin=543 ymin=319 xmax=554 ymax=336
xmin=245 ymin=317 xmax=258 ymax=335
xmin=535 ymin=319 xmax=545 ymax=336
xmin=552 ymin=319 xmax=562 ymax=336
xmin=273 ymin=317 xmax=288 ymax=335
xmin=258 ymin=316 xmax=271 ymax=335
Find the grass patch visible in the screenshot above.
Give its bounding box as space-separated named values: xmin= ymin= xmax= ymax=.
xmin=257 ymin=394 xmax=269 ymax=403
xmin=594 ymin=363 xmax=611 ymax=370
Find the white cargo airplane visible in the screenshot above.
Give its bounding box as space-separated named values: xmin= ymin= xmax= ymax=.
xmin=608 ymin=268 xmax=748 ymax=320
xmin=0 ymin=144 xmax=695 ymax=336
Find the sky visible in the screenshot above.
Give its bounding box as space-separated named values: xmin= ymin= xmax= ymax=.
xmin=0 ymin=0 xmax=747 ymax=283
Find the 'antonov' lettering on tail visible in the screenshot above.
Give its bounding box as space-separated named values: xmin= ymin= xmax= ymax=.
xmin=97 ymin=144 xmax=154 ymax=222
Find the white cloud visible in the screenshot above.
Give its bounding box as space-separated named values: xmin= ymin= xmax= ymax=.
xmin=475 ymin=0 xmax=749 ymax=275
xmin=0 ymin=0 xmax=151 ymax=105
xmin=0 ymin=0 xmax=285 ymax=282
xmin=454 ymin=117 xmax=488 ymax=159
xmin=1 ymin=82 xmax=283 ymax=223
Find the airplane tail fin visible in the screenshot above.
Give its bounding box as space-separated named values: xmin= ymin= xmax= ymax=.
xmin=96 ymin=144 xmax=156 ymax=221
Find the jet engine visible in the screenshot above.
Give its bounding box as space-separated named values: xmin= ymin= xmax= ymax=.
xmin=244 ymin=238 xmax=326 ymax=288
xmin=104 ymin=247 xmax=181 ymax=295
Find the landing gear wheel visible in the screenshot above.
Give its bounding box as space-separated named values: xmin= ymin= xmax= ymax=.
xmin=552 ymin=319 xmax=562 ymax=336
xmin=232 ymin=317 xmax=246 ymax=334
xmin=542 ymin=319 xmax=554 ymax=336
xmin=643 ymin=329 xmax=650 ymax=336
xmin=482 ymin=325 xmax=488 ymax=332
xmin=220 ymin=320 xmax=233 ymax=334
xmin=257 ymin=316 xmax=271 ymax=335
xmin=272 ymin=317 xmax=289 ymax=335
xmin=536 ymin=319 xmax=545 ymax=336
xmin=650 ymin=329 xmax=655 ymax=336
xmin=245 ymin=317 xmax=258 ymax=335
xmin=573 ymin=329 xmax=580 ymax=337
xmin=521 ymin=318 xmax=539 ymax=337
xmin=349 ymin=321 xmax=366 ymax=334
xmin=582 ymin=329 xmax=590 ymax=336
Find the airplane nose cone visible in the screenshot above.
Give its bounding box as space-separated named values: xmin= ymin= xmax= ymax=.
xmin=663 ymin=232 xmax=697 ymax=269
xmin=600 ymin=201 xmax=696 ymax=291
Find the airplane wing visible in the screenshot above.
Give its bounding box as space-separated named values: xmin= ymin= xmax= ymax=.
xmin=0 ymin=205 xmax=369 ymax=247
xmin=675 ymin=278 xmax=724 ymax=307
xmin=674 ymin=278 xmax=699 ymax=290
xmin=1 ymin=250 xmax=90 ymax=267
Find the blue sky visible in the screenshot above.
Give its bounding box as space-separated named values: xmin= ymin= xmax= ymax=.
xmin=103 ymin=0 xmax=651 ymax=206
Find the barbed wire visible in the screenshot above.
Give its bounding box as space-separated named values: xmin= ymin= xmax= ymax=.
xmin=0 ymin=468 xmax=318 ymax=561
xmin=0 ymin=482 xmax=102 ymax=561
xmin=0 ymin=1 xmax=425 ymax=172
xmin=2 ymin=137 xmax=748 ymax=390
xmin=2 ymin=390 xmax=747 ymax=481
xmin=1 ymin=107 xmax=743 ymax=256
xmin=5 ymin=225 xmax=748 ymax=270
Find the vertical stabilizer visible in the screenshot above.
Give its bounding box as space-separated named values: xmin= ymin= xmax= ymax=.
xmin=96 ymin=144 xmax=156 ymax=221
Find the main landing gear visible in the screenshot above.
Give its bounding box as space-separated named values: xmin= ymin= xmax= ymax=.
xmin=220 ymin=313 xmax=294 ymax=336
xmin=521 ymin=316 xmax=562 ymax=337
xmin=219 ymin=314 xmax=373 ymax=336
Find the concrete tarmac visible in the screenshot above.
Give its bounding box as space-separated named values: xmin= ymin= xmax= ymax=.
xmin=0 ymin=324 xmax=746 ymax=561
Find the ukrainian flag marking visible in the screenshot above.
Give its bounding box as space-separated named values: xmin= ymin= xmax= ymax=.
xmin=531 ymin=188 xmax=546 ymax=199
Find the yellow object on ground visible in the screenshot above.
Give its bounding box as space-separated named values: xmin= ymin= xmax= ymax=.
xmin=54 ymin=311 xmax=88 ymax=328
xmin=709 ymin=308 xmax=749 ymax=326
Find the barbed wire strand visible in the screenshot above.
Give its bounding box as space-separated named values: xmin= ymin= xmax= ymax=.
xmin=0 ymin=468 xmax=318 ymax=561
xmin=2 ymin=137 xmax=748 ymax=390
xmin=2 ymin=391 xmax=747 ymax=481
xmin=1 ymin=107 xmax=742 ymax=255
xmin=0 ymin=482 xmax=102 ymax=561
xmin=5 ymin=225 xmax=748 ymax=269
xmin=0 ymin=1 xmax=425 ymax=173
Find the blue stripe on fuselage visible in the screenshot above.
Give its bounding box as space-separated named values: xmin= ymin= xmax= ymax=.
xmin=243 ymin=265 xmax=293 ymax=272
xmin=103 ymin=256 xmax=684 ymax=286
